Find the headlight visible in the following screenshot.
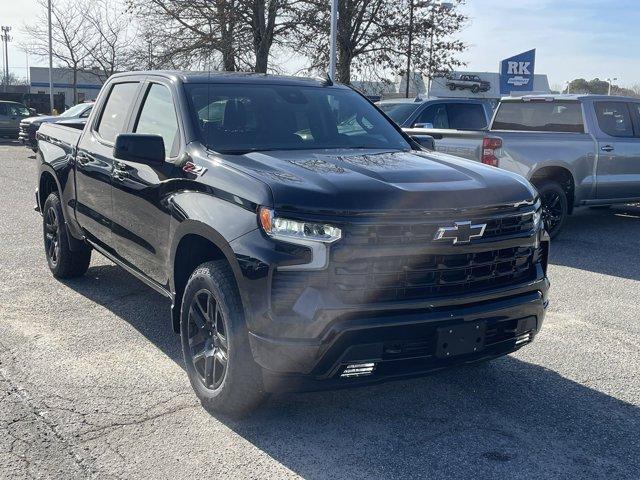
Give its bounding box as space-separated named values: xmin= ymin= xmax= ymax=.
xmin=258 ymin=207 xmax=341 ymax=271
xmin=259 ymin=207 xmax=341 ymax=243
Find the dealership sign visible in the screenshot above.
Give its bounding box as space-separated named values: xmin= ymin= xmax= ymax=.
xmin=500 ymin=49 xmax=536 ymax=94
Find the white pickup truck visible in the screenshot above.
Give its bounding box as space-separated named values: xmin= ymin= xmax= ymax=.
xmin=405 ymin=94 xmax=640 ymax=237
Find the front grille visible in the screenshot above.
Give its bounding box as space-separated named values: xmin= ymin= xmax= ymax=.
xmin=270 ymin=209 xmax=541 ymax=315
xmin=344 ymin=212 xmax=535 ymax=247
xmin=272 ymin=246 xmax=541 ymax=314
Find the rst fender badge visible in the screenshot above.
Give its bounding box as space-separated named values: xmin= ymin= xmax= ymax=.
xmin=183 ymin=161 xmax=207 ymax=176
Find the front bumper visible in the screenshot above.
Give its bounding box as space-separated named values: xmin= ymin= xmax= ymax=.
xmin=250 ymin=278 xmax=548 ymax=393
xmin=19 ymin=126 xmax=37 ymax=149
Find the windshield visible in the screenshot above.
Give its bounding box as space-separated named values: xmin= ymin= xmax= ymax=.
xmin=378 ymin=102 xmax=420 ymax=125
xmin=60 ymin=103 xmax=89 ymax=118
xmin=185 ymin=83 xmax=410 ymax=154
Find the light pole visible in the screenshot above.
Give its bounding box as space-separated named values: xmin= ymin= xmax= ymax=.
xmin=565 ymin=81 xmax=570 ymax=94
xmin=48 ymin=0 xmax=54 ymax=114
xmin=404 ymin=0 xmax=415 ymax=98
xmin=329 ymin=0 xmax=338 ymax=81
xmin=426 ymin=2 xmax=453 ymax=96
xmin=606 ymin=77 xmax=617 ymax=96
xmin=1 ymin=26 xmax=12 ymax=92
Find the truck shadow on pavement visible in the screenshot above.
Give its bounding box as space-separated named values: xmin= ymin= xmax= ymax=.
xmin=62 ymin=263 xmax=640 ymax=479
xmin=549 ymin=204 xmax=640 ymax=281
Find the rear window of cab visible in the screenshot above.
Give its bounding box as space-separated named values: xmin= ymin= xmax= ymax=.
xmin=492 ymin=101 xmax=584 ymax=133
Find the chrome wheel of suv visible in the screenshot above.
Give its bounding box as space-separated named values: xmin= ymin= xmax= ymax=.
xmin=187 ymin=289 xmax=229 ymax=390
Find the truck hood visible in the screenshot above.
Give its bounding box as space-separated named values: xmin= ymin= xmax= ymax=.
xmin=219 ymin=148 xmax=536 ymax=215
xmin=21 ymin=115 xmax=58 ymax=125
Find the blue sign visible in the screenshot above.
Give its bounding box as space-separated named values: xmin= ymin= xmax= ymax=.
xmin=500 ymin=49 xmax=536 ymax=94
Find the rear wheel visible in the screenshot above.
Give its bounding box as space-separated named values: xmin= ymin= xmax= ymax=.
xmin=180 ymin=260 xmax=265 ymax=416
xmin=471 ymin=85 xmax=480 ymax=93
xmin=42 ymin=192 xmax=91 ymax=278
xmin=536 ymin=180 xmax=568 ymax=239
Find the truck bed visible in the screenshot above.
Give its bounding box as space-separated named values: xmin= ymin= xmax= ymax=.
xmin=37 ymin=122 xmax=83 ymax=150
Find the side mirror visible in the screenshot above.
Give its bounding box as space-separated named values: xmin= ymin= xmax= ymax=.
xmin=113 ymin=134 xmax=165 ymax=165
xmin=29 ymin=108 xmax=37 ymax=116
xmin=411 ymin=135 xmax=436 ymax=151
xmin=413 ymin=122 xmax=434 ymax=129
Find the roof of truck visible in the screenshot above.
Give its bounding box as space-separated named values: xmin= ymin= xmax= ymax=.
xmin=503 ymin=93 xmax=640 ymax=102
xmin=108 ymin=70 xmax=349 ymax=88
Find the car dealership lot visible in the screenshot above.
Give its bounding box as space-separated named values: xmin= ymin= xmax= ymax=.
xmin=0 ymin=141 xmax=638 ymax=479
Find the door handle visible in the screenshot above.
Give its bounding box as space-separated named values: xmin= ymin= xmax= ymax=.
xmin=76 ymin=152 xmax=90 ymax=165
xmin=600 ymin=145 xmax=614 ymax=152
xmin=113 ymin=161 xmax=130 ymax=181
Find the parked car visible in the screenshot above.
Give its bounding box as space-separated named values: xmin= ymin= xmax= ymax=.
xmin=20 ymin=102 xmax=93 ymax=150
xmin=36 ymin=71 xmax=549 ymax=415
xmin=405 ymin=94 xmax=640 ymax=237
xmin=446 ymin=74 xmax=491 ymax=94
xmin=377 ymin=97 xmax=493 ymax=131
xmin=0 ymin=101 xmax=33 ymax=138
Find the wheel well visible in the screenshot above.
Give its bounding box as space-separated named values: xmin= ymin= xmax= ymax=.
xmin=530 ymin=166 xmax=575 ymax=213
xmin=172 ymin=234 xmax=227 ymax=332
xmin=39 ymin=171 xmax=58 ymax=210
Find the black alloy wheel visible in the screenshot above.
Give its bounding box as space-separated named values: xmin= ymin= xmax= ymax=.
xmin=44 ymin=205 xmax=61 ymax=268
xmin=187 ymin=289 xmax=229 ymax=390
xmin=537 ymin=180 xmax=568 ymax=239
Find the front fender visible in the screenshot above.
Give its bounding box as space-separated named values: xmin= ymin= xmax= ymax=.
xmin=168 ymin=190 xmax=259 ymax=300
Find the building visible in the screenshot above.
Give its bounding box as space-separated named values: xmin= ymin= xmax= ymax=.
xmin=29 ymin=67 xmax=105 ymax=107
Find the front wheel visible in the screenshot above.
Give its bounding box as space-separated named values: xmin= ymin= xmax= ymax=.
xmin=180 ymin=260 xmax=265 ymax=416
xmin=536 ymin=180 xmax=568 ymax=239
xmin=42 ymin=192 xmax=91 ymax=278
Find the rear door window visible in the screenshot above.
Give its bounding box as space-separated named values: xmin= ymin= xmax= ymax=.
xmin=417 ymin=104 xmax=449 ymax=129
xmin=594 ymin=101 xmax=634 ymax=138
xmin=96 ymin=82 xmax=140 ymax=143
xmin=492 ymin=101 xmax=584 ymax=133
xmin=446 ymin=103 xmax=487 ymax=130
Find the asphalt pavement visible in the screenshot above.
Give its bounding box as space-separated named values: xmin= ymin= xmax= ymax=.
xmin=1 ymin=139 xmax=639 ymax=479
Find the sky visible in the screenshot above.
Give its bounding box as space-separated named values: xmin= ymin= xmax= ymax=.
xmin=2 ymin=0 xmax=639 ymax=88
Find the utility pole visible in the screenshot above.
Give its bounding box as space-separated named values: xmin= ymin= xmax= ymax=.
xmin=329 ymin=0 xmax=338 ymax=81
xmin=1 ymin=26 xmax=12 ymax=92
xmin=426 ymin=2 xmax=453 ymax=96
xmin=405 ymin=0 xmax=414 ymax=98
xmin=48 ymin=0 xmax=54 ymax=114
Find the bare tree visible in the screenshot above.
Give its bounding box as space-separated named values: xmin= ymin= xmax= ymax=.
xmin=128 ymin=0 xmax=299 ymax=73
xmin=84 ymin=0 xmax=137 ymax=81
xmin=294 ymin=0 xmax=467 ymax=85
xmin=22 ymin=0 xmax=94 ymax=104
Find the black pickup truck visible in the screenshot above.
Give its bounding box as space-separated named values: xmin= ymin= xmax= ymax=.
xmin=36 ymin=71 xmax=549 ymax=415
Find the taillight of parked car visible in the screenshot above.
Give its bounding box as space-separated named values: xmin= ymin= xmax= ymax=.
xmin=481 ymin=137 xmax=502 ymax=167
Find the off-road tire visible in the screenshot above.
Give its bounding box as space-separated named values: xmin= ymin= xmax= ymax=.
xmin=42 ymin=192 xmax=91 ymax=278
xmin=180 ymin=260 xmax=265 ymax=417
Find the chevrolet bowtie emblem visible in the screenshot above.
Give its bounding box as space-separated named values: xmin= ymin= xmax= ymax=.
xmin=434 ymin=221 xmax=487 ymax=244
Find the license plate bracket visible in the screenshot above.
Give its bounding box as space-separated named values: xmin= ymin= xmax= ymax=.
xmin=436 ymin=321 xmax=486 ymax=358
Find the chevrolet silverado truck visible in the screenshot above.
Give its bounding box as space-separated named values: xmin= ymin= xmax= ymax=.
xmin=405 ymin=94 xmax=640 ymax=237
xmin=36 ymin=71 xmax=549 ymax=415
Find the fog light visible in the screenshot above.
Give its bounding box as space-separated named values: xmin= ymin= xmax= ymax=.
xmin=340 ymin=362 xmax=375 ymax=378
